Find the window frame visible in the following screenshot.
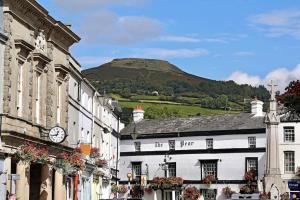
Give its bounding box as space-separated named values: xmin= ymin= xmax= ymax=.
xmin=201 ymin=189 xmax=217 ymax=200
xmin=245 ymin=157 xmax=258 ymax=179
xmin=284 ymin=151 xmax=295 ymax=174
xmin=131 ymin=162 xmax=142 ymax=182
xmin=200 ymin=159 xmax=218 ymax=180
xmin=248 ymin=137 xmax=256 ymax=148
xmin=284 ymin=127 xmax=295 ymax=143
xmin=134 ymin=141 xmax=141 ymax=152
xmin=206 ymin=138 xmax=213 ymax=149
xmin=167 ymin=162 xmax=176 ymax=177
xmin=168 ymin=140 xmax=175 ymax=151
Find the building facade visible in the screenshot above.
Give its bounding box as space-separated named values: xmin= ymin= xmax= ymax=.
xmin=119 ymin=102 xmax=267 ymax=200
xmin=0 ymin=0 xmax=80 ymax=199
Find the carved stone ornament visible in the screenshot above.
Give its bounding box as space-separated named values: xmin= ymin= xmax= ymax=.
xmin=35 ymin=30 xmax=47 ymax=52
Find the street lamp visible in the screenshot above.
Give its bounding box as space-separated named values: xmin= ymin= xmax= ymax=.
xmin=127 ymin=172 xmax=132 ymax=198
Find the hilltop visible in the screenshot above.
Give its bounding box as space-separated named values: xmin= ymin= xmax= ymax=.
xmin=82 ymin=58 xmax=269 ymax=123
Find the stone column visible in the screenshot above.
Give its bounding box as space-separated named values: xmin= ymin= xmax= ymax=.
xmin=54 ymin=170 xmax=66 ymax=200
xmin=4 ymin=157 xmax=11 ymax=194
xmin=16 ymin=162 xmax=30 ymax=200
xmin=172 ymin=190 xmax=176 ymax=200
xmin=40 ymin=165 xmax=52 ymax=200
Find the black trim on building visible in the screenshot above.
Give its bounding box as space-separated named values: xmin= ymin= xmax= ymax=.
xmin=119 ymin=180 xmax=248 ymax=184
xmin=121 ymin=128 xmax=265 ymax=140
xmin=120 ymin=147 xmax=266 ymax=156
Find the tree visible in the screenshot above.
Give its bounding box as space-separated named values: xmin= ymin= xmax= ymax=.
xmin=280 ymin=80 xmax=300 ymax=114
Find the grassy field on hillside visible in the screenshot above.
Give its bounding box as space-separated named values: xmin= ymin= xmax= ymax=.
xmin=119 ymin=100 xmax=239 ymax=118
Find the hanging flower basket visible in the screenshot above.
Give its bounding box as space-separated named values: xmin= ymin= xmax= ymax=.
xmin=244 ymin=169 xmax=256 ymax=182
xmin=15 ymin=142 xmax=49 ymax=164
xmin=145 ymin=186 xmax=153 ymax=194
xmin=55 ymin=149 xmax=85 ymax=175
xmin=90 ymin=147 xmax=100 ymax=158
xmin=111 ymin=184 xmax=119 ymax=194
xmin=150 ymin=177 xmax=184 ymax=190
xmin=95 ymin=159 xmax=108 ymax=168
xmin=202 ymin=174 xmax=216 ymax=185
xmin=118 ymin=185 xmax=128 ymax=194
xmin=183 ymin=187 xmax=201 ymax=200
xmin=93 ymin=168 xmax=105 ymax=177
xmin=259 ymin=192 xmax=269 ymax=200
xmin=222 ymin=186 xmax=235 ymax=199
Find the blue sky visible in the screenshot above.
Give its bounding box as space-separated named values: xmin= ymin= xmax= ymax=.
xmin=37 ymin=0 xmax=300 ymax=91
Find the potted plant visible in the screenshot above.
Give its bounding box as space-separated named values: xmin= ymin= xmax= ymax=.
xmin=55 ymin=149 xmax=85 ymax=175
xmin=240 ymin=185 xmax=251 ymax=194
xmin=183 ymin=187 xmax=201 ymax=200
xmin=111 ymin=184 xmax=118 ymax=194
xmin=222 ymin=186 xmax=234 ymax=199
xmin=244 ymin=169 xmax=256 ymax=182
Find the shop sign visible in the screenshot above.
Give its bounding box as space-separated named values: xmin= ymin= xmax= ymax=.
xmin=288 ymin=181 xmax=300 ymax=191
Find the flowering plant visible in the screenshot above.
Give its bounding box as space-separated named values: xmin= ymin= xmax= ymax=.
xmin=151 ymin=177 xmax=184 ymax=189
xmin=244 ymin=169 xmax=256 ymax=181
xmin=222 ymin=186 xmax=234 ymax=199
xmin=93 ymin=169 xmax=105 ymax=177
xmin=16 ymin=142 xmax=49 ymax=164
xmin=240 ymin=185 xmax=251 ymax=194
xmin=95 ymin=159 xmax=108 ymax=168
xmin=90 ymin=147 xmax=100 ymax=158
xmin=131 ymin=185 xmax=143 ymax=198
xmin=202 ymin=174 xmax=216 ymax=184
xmin=259 ymin=192 xmax=269 ymax=200
xmin=281 ymin=192 xmax=290 ymax=200
xmin=118 ymin=185 xmax=128 ymax=194
xmin=55 ymin=149 xmax=85 ymax=174
xmin=111 ymin=184 xmax=118 ymax=194
xmin=183 ymin=187 xmax=201 ymax=200
xmin=144 ymin=186 xmax=153 ymax=194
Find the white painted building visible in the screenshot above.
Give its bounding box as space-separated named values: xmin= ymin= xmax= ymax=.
xmin=119 ymin=101 xmax=267 ymax=200
xmin=67 ymin=56 xmax=124 ymax=200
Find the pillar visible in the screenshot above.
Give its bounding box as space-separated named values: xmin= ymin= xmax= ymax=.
xmin=40 ymin=165 xmax=52 ymax=200
xmin=15 ymin=162 xmax=30 ymax=200
xmin=172 ymin=190 xmax=176 ymax=200
xmin=4 ymin=156 xmax=11 ymax=194
xmin=54 ymin=170 xmax=66 ymax=200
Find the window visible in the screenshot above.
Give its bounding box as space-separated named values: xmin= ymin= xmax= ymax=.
xmin=132 ymin=162 xmax=142 ymax=182
xmin=284 ymin=151 xmax=295 ymax=173
xmin=168 ymin=140 xmax=175 ymax=150
xmin=77 ymin=82 xmax=81 ymax=101
xmin=17 ymin=64 xmax=23 ymax=117
xmin=284 ymin=127 xmax=295 ymax=142
xmin=248 ymin=137 xmax=256 ymax=148
xmin=134 ymin=141 xmax=141 ymax=152
xmin=35 ymin=72 xmax=41 ymax=124
xmin=167 ymin=163 xmax=176 ymax=177
xmin=201 ymin=160 xmax=217 ymax=179
xmin=202 ymin=189 xmax=216 ymax=200
xmin=206 ymin=139 xmax=213 ymax=149
xmin=245 ymin=157 xmax=258 ymax=179
xmin=57 ymin=81 xmax=62 ymax=124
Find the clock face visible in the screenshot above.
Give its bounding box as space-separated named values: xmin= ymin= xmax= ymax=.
xmin=49 ymin=126 xmax=66 ymax=143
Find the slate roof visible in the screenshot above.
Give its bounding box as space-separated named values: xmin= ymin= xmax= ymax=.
xmin=121 ymin=113 xmax=265 ymax=135
xmin=280 ymin=112 xmax=300 ymax=122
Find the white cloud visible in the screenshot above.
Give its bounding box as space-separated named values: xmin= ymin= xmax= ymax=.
xmin=51 ymin=0 xmax=147 ymax=11
xmin=133 ymin=48 xmax=209 ymax=58
xmin=79 ymin=11 xmax=162 ymax=45
xmin=249 ymin=9 xmax=300 ymax=39
xmin=234 ymin=51 xmax=255 ymax=56
xmin=158 ymin=36 xmax=201 ymax=43
xmin=225 ymin=64 xmax=300 ymax=92
xmin=77 ymin=56 xmax=114 ymax=68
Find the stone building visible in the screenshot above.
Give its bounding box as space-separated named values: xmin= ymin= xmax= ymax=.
xmin=119 ymin=101 xmax=267 ymax=200
xmin=0 ymin=0 xmax=80 ymax=199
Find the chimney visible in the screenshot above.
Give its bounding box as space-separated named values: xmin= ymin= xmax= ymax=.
xmin=250 ymin=97 xmax=264 ymax=117
xmin=133 ymin=105 xmax=144 ymax=123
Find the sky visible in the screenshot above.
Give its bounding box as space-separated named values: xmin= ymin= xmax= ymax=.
xmin=37 ymin=0 xmax=300 ymax=91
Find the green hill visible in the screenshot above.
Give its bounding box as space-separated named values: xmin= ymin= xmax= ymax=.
xmin=82 ymin=58 xmax=269 ymax=123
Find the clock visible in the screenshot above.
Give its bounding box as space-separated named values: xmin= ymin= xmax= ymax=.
xmin=49 ymin=126 xmax=67 ymax=143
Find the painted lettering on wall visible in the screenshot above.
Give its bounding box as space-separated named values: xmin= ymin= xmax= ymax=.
xmin=180 ymin=141 xmax=194 ymax=147
xmin=155 ymin=142 xmax=163 ymax=147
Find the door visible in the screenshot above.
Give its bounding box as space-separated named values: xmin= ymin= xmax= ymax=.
xmin=29 ymin=164 xmax=42 ymax=200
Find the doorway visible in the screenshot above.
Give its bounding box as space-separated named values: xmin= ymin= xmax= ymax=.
xmin=29 ymin=163 xmax=42 ymax=200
